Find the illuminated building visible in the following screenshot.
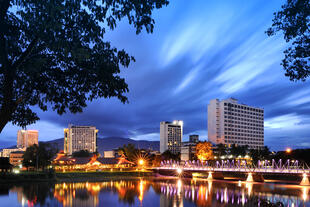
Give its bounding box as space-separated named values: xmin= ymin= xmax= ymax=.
xmin=52 ymin=152 xmax=134 ymax=171
xmin=64 ymin=125 xmax=98 ymax=155
xmin=104 ymin=150 xmax=118 ymax=158
xmin=1 ymin=148 xmax=24 ymax=157
xmin=17 ymin=129 xmax=38 ymax=148
xmin=9 ymin=151 xmax=24 ymax=166
xmin=160 ymin=120 xmax=183 ymax=154
xmin=208 ymin=98 xmax=264 ymax=149
xmin=181 ymin=135 xmax=199 ymax=161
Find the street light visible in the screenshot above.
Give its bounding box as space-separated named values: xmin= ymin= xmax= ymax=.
xmin=177 ymin=168 xmax=182 ymax=175
xmin=138 ymin=159 xmax=144 ymax=166
xmin=286 ymin=148 xmax=292 ymax=153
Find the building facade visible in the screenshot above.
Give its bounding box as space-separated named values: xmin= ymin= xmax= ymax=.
xmin=160 ymin=121 xmax=183 ymax=154
xmin=17 ymin=130 xmax=38 ymax=149
xmin=181 ymin=142 xmax=197 ymax=161
xmin=208 ymin=98 xmax=264 ymax=149
xmin=181 ymin=135 xmax=199 ymax=161
xmin=1 ymin=148 xmax=25 ymax=157
xmin=189 ymin=135 xmax=199 ymax=143
xmin=64 ymin=125 xmax=98 ymax=155
xmin=9 ymin=151 xmax=24 ymax=166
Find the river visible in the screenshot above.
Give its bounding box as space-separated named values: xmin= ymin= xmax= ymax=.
xmin=0 ymin=178 xmax=309 ymax=206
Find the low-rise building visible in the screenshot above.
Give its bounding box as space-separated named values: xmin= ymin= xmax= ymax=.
xmin=104 ymin=150 xmax=117 ymax=158
xmin=180 ymin=135 xmax=199 ymax=161
xmin=181 ymin=142 xmax=197 ymax=161
xmin=52 ymin=152 xmax=134 ymax=172
xmin=1 ymin=148 xmax=25 ymax=158
xmin=9 ymin=151 xmax=24 ymax=166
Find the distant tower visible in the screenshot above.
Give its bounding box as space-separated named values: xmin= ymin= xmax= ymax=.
xmin=160 ymin=120 xmax=183 ymax=154
xmin=208 ymin=98 xmax=264 ymax=149
xmin=17 ymin=130 xmax=38 ymax=148
xmin=64 ymin=125 xmax=98 ymax=155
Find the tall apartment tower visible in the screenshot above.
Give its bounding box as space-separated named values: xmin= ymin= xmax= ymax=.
xmin=64 ymin=125 xmax=98 ymax=155
xmin=160 ymin=120 xmax=183 ymax=154
xmin=208 ymin=98 xmax=264 ymax=149
xmin=17 ymin=130 xmax=38 ymax=148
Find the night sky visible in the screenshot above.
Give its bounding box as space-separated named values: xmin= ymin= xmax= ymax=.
xmin=1 ymin=0 xmax=309 ymax=150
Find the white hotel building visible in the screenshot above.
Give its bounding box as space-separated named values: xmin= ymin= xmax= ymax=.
xmin=160 ymin=121 xmax=183 ymax=154
xmin=64 ymin=125 xmax=98 ymax=155
xmin=208 ymin=98 xmax=264 ymax=149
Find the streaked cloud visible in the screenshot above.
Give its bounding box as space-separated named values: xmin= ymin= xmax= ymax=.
xmin=0 ymin=0 xmax=309 ymax=150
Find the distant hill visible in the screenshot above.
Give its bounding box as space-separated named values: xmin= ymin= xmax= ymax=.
xmin=45 ymin=137 xmax=159 ymax=153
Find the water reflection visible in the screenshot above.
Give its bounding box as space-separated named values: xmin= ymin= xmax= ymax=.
xmin=3 ymin=179 xmax=310 ymax=206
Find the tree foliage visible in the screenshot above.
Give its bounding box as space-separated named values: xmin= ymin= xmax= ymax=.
xmin=272 ymin=148 xmax=310 ymax=165
xmin=229 ymin=144 xmax=248 ymax=157
xmin=0 ymin=157 xmax=12 ymax=171
xmin=72 ymin=150 xmax=91 ymax=157
xmin=195 ymin=141 xmax=213 ymax=161
xmin=23 ymin=142 xmax=57 ymax=170
xmin=0 ymin=0 xmax=169 ymax=133
xmin=267 ymin=0 xmax=310 ymax=81
xmin=118 ymin=143 xmax=138 ymax=161
xmin=213 ymin=144 xmax=227 ymax=157
xmin=249 ymin=146 xmax=271 ymax=164
xmin=161 ymin=150 xmax=180 ymax=161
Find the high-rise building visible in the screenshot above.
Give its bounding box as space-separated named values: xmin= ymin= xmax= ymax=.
xmin=64 ymin=125 xmax=98 ymax=155
xmin=17 ymin=130 xmax=38 ymax=148
xmin=208 ymin=98 xmax=264 ymax=149
xmin=160 ymin=120 xmax=183 ymax=154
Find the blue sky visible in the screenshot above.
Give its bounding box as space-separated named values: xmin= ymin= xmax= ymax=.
xmin=1 ymin=0 xmax=310 ymax=150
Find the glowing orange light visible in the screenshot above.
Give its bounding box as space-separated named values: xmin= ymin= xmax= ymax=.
xmin=138 ymin=180 xmax=144 ymax=202
xmin=139 ymin=159 xmax=144 ymax=166
xmin=286 ymin=148 xmax=292 ymax=153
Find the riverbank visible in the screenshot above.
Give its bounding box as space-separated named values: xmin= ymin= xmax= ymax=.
xmin=0 ymin=170 xmax=304 ymax=185
xmin=55 ymin=171 xmax=153 ymax=182
xmin=0 ymin=170 xmax=154 ymax=183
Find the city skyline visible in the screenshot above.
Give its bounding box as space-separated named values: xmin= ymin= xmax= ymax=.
xmin=0 ymin=0 xmax=309 ymax=151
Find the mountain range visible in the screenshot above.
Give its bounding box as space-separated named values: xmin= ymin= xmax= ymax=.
xmin=44 ymin=137 xmax=159 ymax=153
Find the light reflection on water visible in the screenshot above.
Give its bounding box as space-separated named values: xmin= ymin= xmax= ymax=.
xmin=1 ymin=178 xmax=309 ymax=207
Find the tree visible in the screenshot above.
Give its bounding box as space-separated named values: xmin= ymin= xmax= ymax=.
xmin=72 ymin=150 xmax=91 ymax=157
xmin=249 ymin=146 xmax=271 ymax=164
xmin=0 ymin=0 xmax=169 ymax=133
xmin=213 ymin=143 xmax=227 ymax=158
xmin=151 ymin=154 xmax=162 ymax=167
xmin=23 ymin=142 xmax=57 ymax=170
xmin=118 ymin=143 xmax=139 ymax=161
xmin=229 ymin=144 xmax=248 ymax=157
xmin=267 ymin=0 xmax=310 ymax=81
xmin=0 ymin=157 xmax=12 ymax=172
xmin=161 ymin=150 xmax=180 ymax=161
xmin=195 ymin=141 xmax=213 ymax=161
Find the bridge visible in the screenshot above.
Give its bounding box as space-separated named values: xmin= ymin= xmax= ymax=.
xmin=154 ymin=159 xmax=310 ymax=185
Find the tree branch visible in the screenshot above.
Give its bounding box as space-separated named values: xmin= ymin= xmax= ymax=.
xmin=0 ymin=0 xmax=10 ymax=22
xmin=0 ymin=0 xmax=11 ymax=71
xmin=12 ymin=37 xmax=39 ymax=70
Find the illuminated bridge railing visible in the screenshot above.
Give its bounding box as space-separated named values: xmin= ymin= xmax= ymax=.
xmin=157 ymin=159 xmax=310 ymax=174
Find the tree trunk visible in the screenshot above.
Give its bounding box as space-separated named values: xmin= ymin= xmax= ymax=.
xmin=0 ymin=116 xmax=9 ymax=134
